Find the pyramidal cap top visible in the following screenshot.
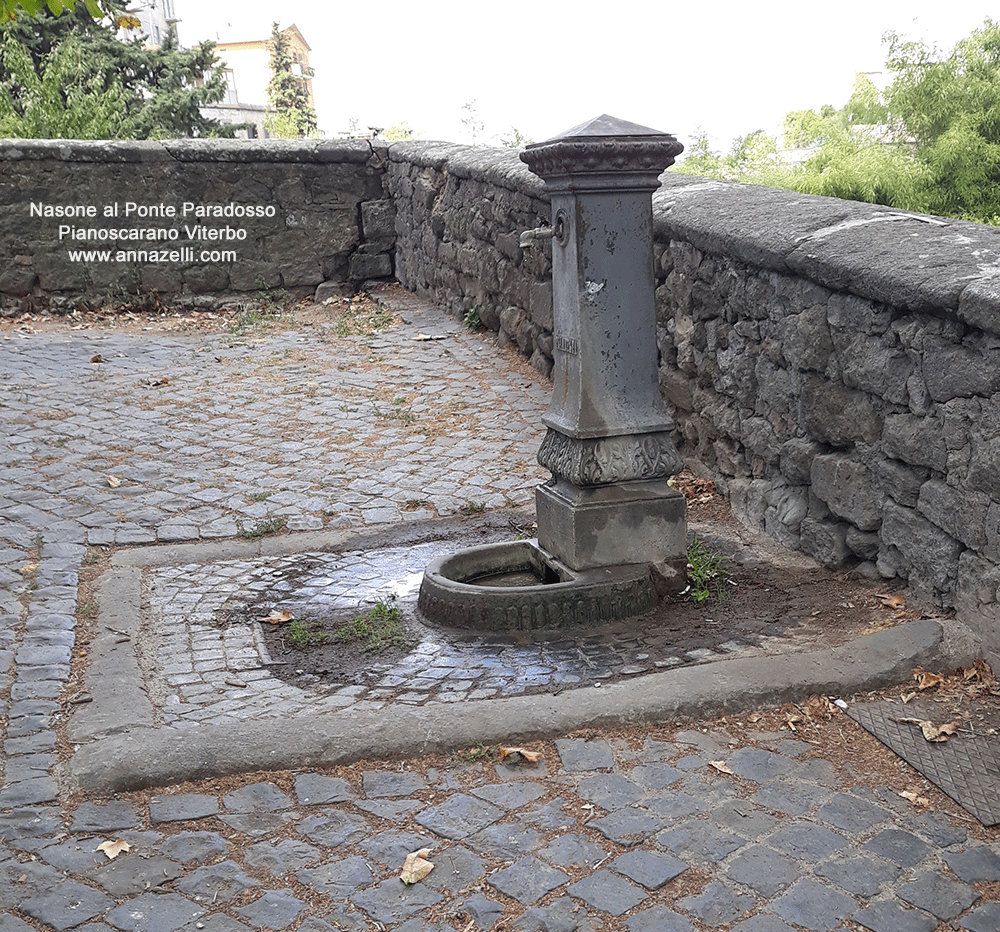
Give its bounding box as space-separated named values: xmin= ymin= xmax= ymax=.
xmin=520 ymin=113 xmax=683 ymax=180
xmin=548 ymin=113 xmax=671 ymax=140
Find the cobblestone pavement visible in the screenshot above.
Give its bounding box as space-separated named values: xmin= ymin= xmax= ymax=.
xmin=1 ymin=290 xmax=998 ymax=931
xmin=142 ymin=537 xmax=808 ymax=727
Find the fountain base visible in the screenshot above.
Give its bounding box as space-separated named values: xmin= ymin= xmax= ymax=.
xmin=418 ymin=539 xmax=660 ymax=633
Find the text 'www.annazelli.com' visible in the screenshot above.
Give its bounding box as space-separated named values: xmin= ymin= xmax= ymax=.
xmin=67 ymin=247 xmax=237 ymax=263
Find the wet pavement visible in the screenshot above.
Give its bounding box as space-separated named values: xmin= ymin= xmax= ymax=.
xmin=1 ymin=289 xmax=998 ymax=931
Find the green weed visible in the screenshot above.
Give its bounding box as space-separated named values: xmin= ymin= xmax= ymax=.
xmin=686 ymin=536 xmax=728 ymax=605
xmin=463 ymin=307 xmax=481 ymax=330
xmin=335 ymin=596 xmax=406 ymax=652
xmin=288 ymin=618 xmax=326 ymax=649
xmin=236 ymin=514 xmax=287 ymax=540
xmin=453 ymin=743 xmax=503 ymax=764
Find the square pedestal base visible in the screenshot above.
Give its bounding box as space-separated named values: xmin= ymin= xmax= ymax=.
xmin=536 ymin=478 xmax=687 ymax=572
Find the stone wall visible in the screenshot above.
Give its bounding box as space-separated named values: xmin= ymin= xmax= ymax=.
xmin=0 ymin=139 xmax=394 ymax=311
xmin=386 ymin=142 xmax=556 ymax=378
xmin=386 ymin=145 xmax=1000 ymax=666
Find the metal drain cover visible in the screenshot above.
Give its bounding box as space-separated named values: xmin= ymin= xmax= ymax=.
xmin=847 ymin=701 xmax=1000 ymax=826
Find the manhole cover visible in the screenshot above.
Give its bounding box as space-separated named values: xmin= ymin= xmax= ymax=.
xmin=847 ymin=700 xmax=1000 ymax=826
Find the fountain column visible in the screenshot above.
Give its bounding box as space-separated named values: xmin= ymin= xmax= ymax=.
xmin=520 ymin=115 xmax=687 ymax=572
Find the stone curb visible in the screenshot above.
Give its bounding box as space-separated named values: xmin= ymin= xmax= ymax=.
xmin=65 ymin=619 xmax=945 ymax=795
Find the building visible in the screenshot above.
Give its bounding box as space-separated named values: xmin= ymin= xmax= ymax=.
xmin=199 ymin=24 xmax=315 ymax=139
xmin=120 ymin=0 xmax=178 ymax=48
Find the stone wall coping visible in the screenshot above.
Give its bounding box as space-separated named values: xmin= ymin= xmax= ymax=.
xmin=0 ymin=138 xmax=385 ymax=164
xmin=655 ymin=173 xmax=1000 ymax=331
xmin=388 ymin=141 xmax=545 ymax=199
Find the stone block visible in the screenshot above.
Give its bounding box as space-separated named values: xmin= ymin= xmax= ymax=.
xmin=799 ymin=517 xmax=851 ymax=568
xmin=348 ymin=250 xmax=392 ymax=281
xmin=800 ymin=376 xmax=881 ymax=447
xmin=360 ymin=199 xmax=395 ymax=243
xmin=529 ymin=280 xmax=553 ymax=330
xmin=781 ymin=304 xmax=832 ymax=371
xmin=763 ymin=484 xmax=808 ymax=549
xmin=955 ymin=551 xmax=1000 ymax=673
xmin=536 ymin=479 xmax=686 ymax=572
xmin=923 ymin=336 xmax=1000 ymax=402
xmin=811 ymin=454 xmax=883 ymax=531
xmin=779 ymin=438 xmax=824 ymax=486
xmin=878 ymin=501 xmax=964 ymax=598
xmin=916 ymin=479 xmax=989 ymax=550
xmin=846 ymin=527 xmax=880 ymax=560
xmin=874 ymin=458 xmax=927 ymax=507
xmin=882 ymin=414 xmax=947 ymax=472
xmin=184 ymin=264 xmax=230 ymax=292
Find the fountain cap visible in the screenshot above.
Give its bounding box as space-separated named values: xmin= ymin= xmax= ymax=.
xmin=549 ymin=113 xmax=671 ymax=139
xmin=521 ymin=113 xmax=683 ymax=181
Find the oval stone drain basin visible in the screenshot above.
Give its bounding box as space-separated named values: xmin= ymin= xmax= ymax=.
xmin=418 ymin=539 xmax=658 ymax=633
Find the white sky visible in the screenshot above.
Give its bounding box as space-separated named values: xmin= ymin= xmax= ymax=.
xmin=175 ymin=0 xmax=998 ymax=156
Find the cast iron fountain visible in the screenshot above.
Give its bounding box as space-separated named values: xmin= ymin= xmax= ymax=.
xmin=419 ymin=115 xmax=687 ymax=631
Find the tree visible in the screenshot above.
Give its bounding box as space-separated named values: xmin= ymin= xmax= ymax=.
xmin=0 ymin=31 xmax=132 ymax=137
xmin=882 ymin=20 xmax=1000 ymax=220
xmin=0 ymin=1 xmax=233 ymax=138
xmin=264 ymin=22 xmax=316 ymax=138
xmin=676 ymin=21 xmax=1000 ymax=224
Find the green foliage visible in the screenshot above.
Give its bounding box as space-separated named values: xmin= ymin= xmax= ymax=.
xmin=265 ymin=22 xmax=316 ymax=138
xmin=0 ymin=1 xmax=232 ymax=139
xmin=882 ymin=20 xmax=1000 ymax=221
xmin=463 ymin=306 xmax=481 ymax=330
xmin=673 ymin=128 xmax=788 ymax=186
xmin=0 ymin=31 xmax=130 ymax=136
xmin=685 ymin=536 xmax=727 ymax=605
xmin=335 ymin=596 xmax=406 ymax=652
xmin=287 ymin=618 xmax=325 ymax=649
xmin=2 ymin=0 xmax=103 ymax=21
xmin=788 ymin=127 xmax=931 ymax=210
xmin=678 ymin=21 xmax=1000 ymax=225
xmin=382 ymin=122 xmax=414 ymax=141
xmin=500 ymin=126 xmax=532 ymax=149
xmin=236 ymin=513 xmax=287 ymax=539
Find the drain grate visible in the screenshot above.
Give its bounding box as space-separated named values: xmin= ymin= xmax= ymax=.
xmin=847 ymin=701 xmax=1000 ymax=826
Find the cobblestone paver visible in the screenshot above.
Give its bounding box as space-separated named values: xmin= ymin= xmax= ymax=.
xmin=1 ymin=291 xmax=998 ymax=930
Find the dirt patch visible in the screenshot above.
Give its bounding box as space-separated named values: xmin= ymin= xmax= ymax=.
xmin=214 ymin=476 xmax=922 ymax=698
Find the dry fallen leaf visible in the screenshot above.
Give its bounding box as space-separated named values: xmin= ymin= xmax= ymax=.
xmin=500 ymin=747 xmax=543 ymax=764
xmin=97 ymin=839 xmax=131 ymax=860
xmin=400 ymin=848 xmax=434 ymax=884
xmin=900 ymin=692 xmax=917 ymax=704
xmin=899 ymin=788 xmax=931 ymax=807
xmin=877 ymin=593 xmax=906 ymax=609
xmin=709 ymin=760 xmax=735 ymax=776
xmin=912 ymin=668 xmax=945 ymax=691
xmin=107 ymin=475 xmax=122 ymax=488
xmin=263 ymin=609 xmax=294 ymax=625
xmin=90 ymin=354 xmax=104 ymax=364
xmin=897 ymin=717 xmax=959 ymax=742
